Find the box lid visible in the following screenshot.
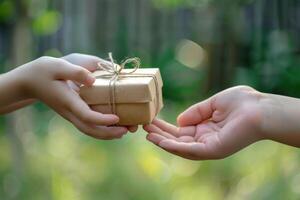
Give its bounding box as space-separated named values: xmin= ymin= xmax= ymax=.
xmin=80 ymin=68 xmax=163 ymax=105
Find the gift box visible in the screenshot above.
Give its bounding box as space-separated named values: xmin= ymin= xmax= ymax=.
xmin=80 ymin=68 xmax=163 ymax=126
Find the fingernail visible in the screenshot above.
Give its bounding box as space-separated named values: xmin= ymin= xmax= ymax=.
xmin=159 ymin=140 xmax=168 ymax=148
xmin=147 ymin=134 xmax=154 ymax=141
xmin=110 ymin=115 xmax=119 ymax=123
xmin=86 ymin=75 xmax=96 ymax=85
xmin=147 ymin=133 xmax=157 ymax=142
xmin=176 ymin=114 xmax=183 ymax=123
xmin=146 ymin=134 xmax=152 ymax=141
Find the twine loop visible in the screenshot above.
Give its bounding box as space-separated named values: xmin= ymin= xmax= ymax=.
xmin=97 ymin=52 xmax=140 ymax=76
xmin=96 ymin=53 xmax=159 ymax=119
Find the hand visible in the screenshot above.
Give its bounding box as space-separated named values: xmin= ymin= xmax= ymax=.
xmin=0 ymin=54 xmax=109 ymax=112
xmin=7 ymin=53 xmax=136 ymax=139
xmin=144 ymin=86 xmax=267 ymax=160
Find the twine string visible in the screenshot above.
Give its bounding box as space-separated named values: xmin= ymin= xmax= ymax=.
xmin=96 ymin=53 xmax=159 ymax=117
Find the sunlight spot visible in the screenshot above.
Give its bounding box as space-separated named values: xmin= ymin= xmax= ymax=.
xmin=3 ymin=174 xmax=20 ymax=199
xmin=47 ymin=115 xmax=78 ymax=159
xmin=291 ymin=173 xmax=300 ymax=194
xmin=136 ymin=147 xmax=171 ymax=181
xmin=139 ymin=153 xmax=163 ymax=178
xmin=235 ymin=174 xmax=257 ymax=198
xmin=170 ymin=157 xmax=200 ymax=177
xmin=172 ymin=184 xmax=221 ymax=200
xmin=176 ymin=39 xmax=206 ymax=69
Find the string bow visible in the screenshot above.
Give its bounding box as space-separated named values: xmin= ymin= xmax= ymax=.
xmin=96 ymin=53 xmax=141 ymax=114
xmin=97 ymin=52 xmax=140 ymax=76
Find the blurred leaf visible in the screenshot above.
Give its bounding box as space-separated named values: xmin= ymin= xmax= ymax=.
xmin=152 ymin=0 xmax=210 ymax=8
xmin=32 ymin=10 xmax=62 ymax=36
xmin=0 ymin=0 xmax=14 ymax=22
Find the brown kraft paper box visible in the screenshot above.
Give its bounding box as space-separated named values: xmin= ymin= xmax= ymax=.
xmin=80 ymin=68 xmax=163 ymax=126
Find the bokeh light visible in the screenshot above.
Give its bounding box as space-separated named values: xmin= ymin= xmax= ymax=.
xmin=1 ymin=0 xmax=300 ymax=199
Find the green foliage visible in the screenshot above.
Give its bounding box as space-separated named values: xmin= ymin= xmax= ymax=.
xmin=0 ymin=0 xmax=14 ymax=22
xmin=0 ymin=0 xmax=300 ymax=199
xmin=152 ymin=0 xmax=211 ymax=8
xmin=32 ymin=10 xmax=62 ymax=36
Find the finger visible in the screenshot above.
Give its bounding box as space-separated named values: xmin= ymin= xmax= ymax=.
xmin=177 ymin=136 xmax=195 ymax=142
xmin=63 ymin=110 xmax=128 ymax=140
xmin=146 ymin=131 xmax=195 ymax=145
xmin=158 ymin=139 xmax=212 ymax=160
xmin=62 ymin=53 xmax=102 ymax=72
xmin=147 ymin=137 xmax=200 ymax=160
xmin=146 ymin=133 xmax=202 ymax=159
xmin=53 ymin=59 xmax=96 ymax=86
xmin=67 ymin=80 xmax=80 ymax=92
xmin=97 ymin=58 xmax=116 ymax=68
xmin=49 ymin=81 xmax=119 ymax=126
xmin=177 ymin=97 xmax=215 ymax=127
xmin=152 ymin=118 xmax=179 ymax=134
xmin=146 ymin=133 xmax=168 ymax=145
xmin=67 ymin=95 xmax=119 ymax=126
xmin=143 ymin=124 xmax=177 ymax=139
xmin=128 ymin=126 xmax=138 ymax=133
xmin=87 ymin=126 xmax=128 ymax=140
xmin=151 ymin=118 xmax=197 ymax=137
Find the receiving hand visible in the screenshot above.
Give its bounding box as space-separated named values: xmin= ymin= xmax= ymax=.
xmin=144 ymin=86 xmax=266 ymax=160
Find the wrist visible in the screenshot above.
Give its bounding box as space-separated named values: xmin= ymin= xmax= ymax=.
xmin=0 ymin=69 xmax=30 ymax=111
xmin=6 ymin=66 xmax=32 ymax=100
xmin=258 ymin=93 xmax=300 ymax=146
xmin=257 ymin=93 xmax=280 ymax=140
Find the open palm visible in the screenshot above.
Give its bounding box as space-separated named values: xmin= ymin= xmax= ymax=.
xmin=144 ymin=86 xmax=265 ymax=160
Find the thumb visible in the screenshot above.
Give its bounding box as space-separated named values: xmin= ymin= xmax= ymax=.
xmin=177 ymin=98 xmax=214 ymax=127
xmin=55 ymin=60 xmax=95 ymax=86
xmin=62 ymin=53 xmax=103 ymax=72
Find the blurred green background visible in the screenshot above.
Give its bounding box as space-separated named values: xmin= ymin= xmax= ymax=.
xmin=1 ymin=0 xmax=300 ymax=199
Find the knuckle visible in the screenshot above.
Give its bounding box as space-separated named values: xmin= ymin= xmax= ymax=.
xmin=67 ymin=53 xmax=80 ymax=58
xmin=55 ymin=58 xmax=68 ymax=66
xmin=235 ymin=85 xmax=254 ymax=92
xmin=74 ymin=68 xmax=88 ymax=78
xmin=63 ymin=53 xmax=76 ymax=61
xmin=35 ymin=56 xmax=54 ymax=66
xmin=80 ymin=112 xmax=92 ymax=123
xmin=40 ymin=57 xmax=66 ymax=67
xmin=37 ymin=56 xmax=52 ymax=62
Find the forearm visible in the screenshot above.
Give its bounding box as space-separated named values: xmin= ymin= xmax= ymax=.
xmin=0 ymin=69 xmax=28 ymax=110
xmin=0 ymin=99 xmax=36 ymax=114
xmin=261 ymin=93 xmax=300 ymax=147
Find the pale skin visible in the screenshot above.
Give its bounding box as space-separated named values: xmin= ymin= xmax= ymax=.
xmin=0 ymin=53 xmax=137 ymax=140
xmin=2 ymin=55 xmax=300 ymax=158
xmin=143 ymin=86 xmax=300 ymax=160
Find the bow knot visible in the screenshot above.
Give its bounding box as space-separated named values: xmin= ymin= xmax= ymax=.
xmin=95 ymin=53 xmax=141 ymax=115
xmin=94 ymin=53 xmax=160 ymax=118
xmin=97 ymin=52 xmax=140 ymax=76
